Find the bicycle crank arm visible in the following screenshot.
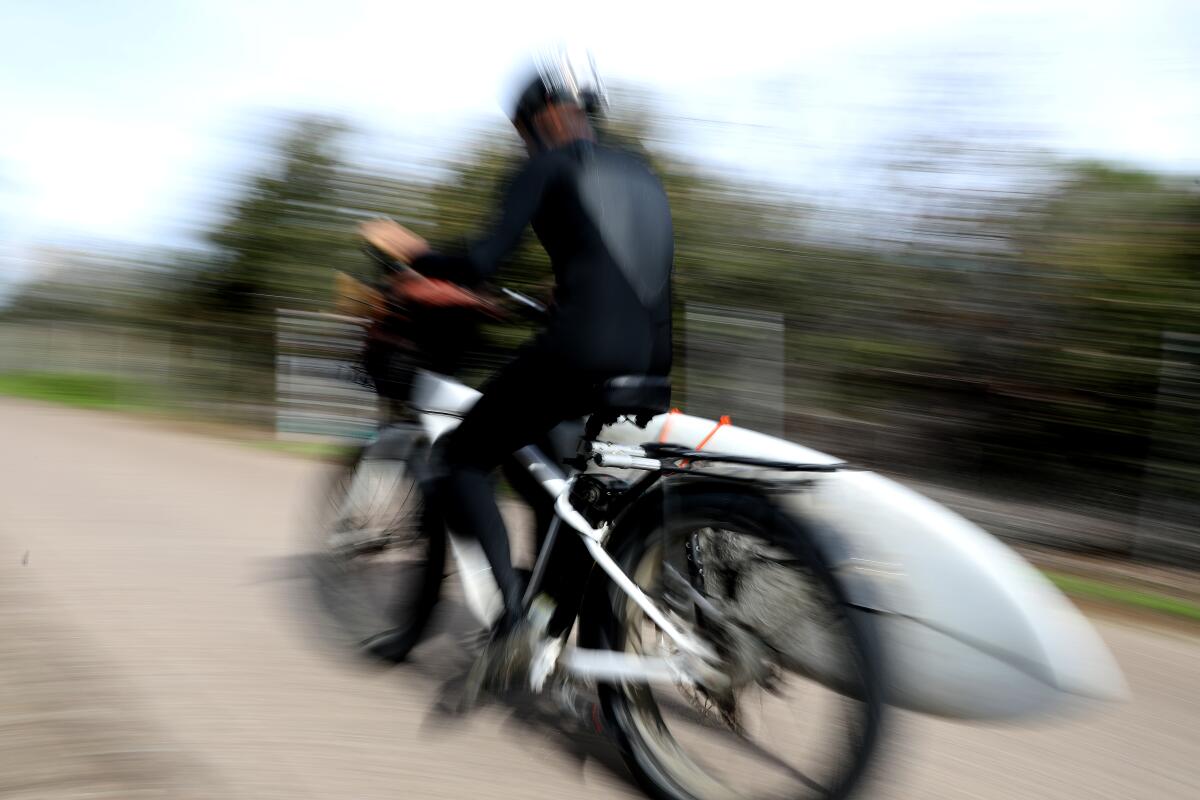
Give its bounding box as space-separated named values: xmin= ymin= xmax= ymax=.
xmin=561 ymin=648 xmax=730 ymax=689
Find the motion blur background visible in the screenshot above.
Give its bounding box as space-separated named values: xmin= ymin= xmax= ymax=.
xmin=1 ymin=2 xmax=1197 ymax=560
xmin=2 ymin=3 xmax=1200 ymax=799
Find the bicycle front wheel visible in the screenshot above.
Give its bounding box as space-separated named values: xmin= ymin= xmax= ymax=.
xmin=307 ymin=434 xmax=444 ymax=664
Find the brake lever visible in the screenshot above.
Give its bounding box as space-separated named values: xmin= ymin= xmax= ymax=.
xmin=500 ymin=287 xmax=548 ymax=315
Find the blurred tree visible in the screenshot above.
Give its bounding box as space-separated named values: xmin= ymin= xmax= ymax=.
xmin=993 ymin=164 xmax=1200 ymax=496
xmin=182 ymin=116 xmax=350 ymax=416
xmin=0 ymin=244 xmax=183 ymax=330
xmin=181 ymin=114 xmax=433 ymax=416
xmin=203 ymin=116 xmax=353 ymax=316
xmin=4 ymin=89 xmax=1197 ymax=548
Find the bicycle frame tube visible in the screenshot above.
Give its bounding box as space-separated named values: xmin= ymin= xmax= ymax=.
xmin=513 ymin=444 xmax=568 ymax=497
xmin=420 ymin=408 xmax=574 ymax=628
xmin=511 ymin=443 xmax=719 ymax=665
xmin=417 ymin=382 xmax=717 ymax=684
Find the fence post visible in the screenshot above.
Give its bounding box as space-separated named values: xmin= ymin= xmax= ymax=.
xmin=1135 ymin=331 xmax=1200 ymax=566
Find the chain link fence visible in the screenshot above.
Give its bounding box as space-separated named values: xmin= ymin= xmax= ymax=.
xmin=3 ymin=313 xmax=1198 ymax=566
xmin=274 ymin=309 xmax=378 ymax=441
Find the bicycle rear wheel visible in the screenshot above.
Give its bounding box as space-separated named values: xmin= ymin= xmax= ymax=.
xmin=307 ymin=435 xmax=444 ymax=663
xmin=593 ymin=488 xmax=885 ymax=800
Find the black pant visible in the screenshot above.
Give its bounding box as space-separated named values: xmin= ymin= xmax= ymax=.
xmin=440 ymin=349 xmax=596 ymax=629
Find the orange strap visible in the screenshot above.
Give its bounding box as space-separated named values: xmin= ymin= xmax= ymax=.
xmin=680 ymin=415 xmax=730 ymax=467
xmin=695 ymin=415 xmax=731 ymax=451
xmin=657 ymin=408 xmax=682 ymax=443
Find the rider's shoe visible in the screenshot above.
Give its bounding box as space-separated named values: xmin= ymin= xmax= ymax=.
xmin=461 ymin=594 xmax=559 ymax=710
xmin=461 ymin=618 xmax=537 ymax=708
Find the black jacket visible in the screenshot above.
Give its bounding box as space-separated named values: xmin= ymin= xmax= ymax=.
xmin=412 ymin=140 xmax=674 ymax=377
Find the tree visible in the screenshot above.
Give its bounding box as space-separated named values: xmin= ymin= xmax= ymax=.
xmin=182 ymin=114 xmax=433 ymax=414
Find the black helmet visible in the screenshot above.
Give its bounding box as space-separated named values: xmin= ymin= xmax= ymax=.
xmin=509 ymin=47 xmax=607 ymax=130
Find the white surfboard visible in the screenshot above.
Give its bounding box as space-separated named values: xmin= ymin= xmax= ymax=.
xmin=603 ymin=412 xmax=1129 ymax=719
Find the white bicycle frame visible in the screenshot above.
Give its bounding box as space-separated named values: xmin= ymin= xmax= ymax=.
xmin=410 ymin=370 xmax=724 ymax=690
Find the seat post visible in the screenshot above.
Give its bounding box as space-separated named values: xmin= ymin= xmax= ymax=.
xmin=564 ymin=414 xmax=609 ymax=472
xmin=583 ymin=414 xmax=609 ymax=443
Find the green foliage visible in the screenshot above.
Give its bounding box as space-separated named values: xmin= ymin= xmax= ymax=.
xmin=1044 ymin=571 xmax=1200 ymax=622
xmin=201 ymin=116 xmax=358 ymax=319
xmin=0 ymin=371 xmax=162 ymax=412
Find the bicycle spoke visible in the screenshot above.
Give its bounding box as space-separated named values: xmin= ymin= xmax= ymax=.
xmin=610 ymin=515 xmax=879 ymax=800
xmin=309 ymin=448 xmax=440 ymax=663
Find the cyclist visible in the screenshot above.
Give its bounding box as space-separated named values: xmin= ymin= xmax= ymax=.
xmin=359 ymin=49 xmax=674 ymax=695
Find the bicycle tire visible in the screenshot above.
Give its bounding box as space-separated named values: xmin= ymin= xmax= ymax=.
xmin=306 ymin=435 xmax=445 ymax=664
xmin=585 ymin=484 xmax=885 ymax=800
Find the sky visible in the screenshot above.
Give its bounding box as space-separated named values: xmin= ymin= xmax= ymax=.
xmin=1 ymin=0 xmax=1198 ymax=286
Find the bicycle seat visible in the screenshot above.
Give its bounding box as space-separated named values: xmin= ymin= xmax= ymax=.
xmin=594 ymin=375 xmax=671 ymax=419
xmin=583 ymin=376 xmax=670 ymax=440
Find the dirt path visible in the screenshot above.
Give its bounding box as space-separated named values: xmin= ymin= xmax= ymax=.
xmin=1 ymin=399 xmax=1196 ymax=799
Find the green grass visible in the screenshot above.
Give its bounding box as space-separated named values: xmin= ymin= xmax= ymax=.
xmin=0 ymin=370 xmax=362 ymax=461
xmin=248 ymin=440 xmax=357 ymax=461
xmin=1044 ymin=570 xmax=1200 ymax=623
xmin=0 ymin=371 xmax=162 ymax=412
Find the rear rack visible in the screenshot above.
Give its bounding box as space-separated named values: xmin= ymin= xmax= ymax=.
xmin=644 ymin=443 xmax=847 ymax=473
xmin=583 ymin=441 xmax=847 ymax=474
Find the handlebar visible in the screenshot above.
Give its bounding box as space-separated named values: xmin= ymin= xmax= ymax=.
xmin=499 ymin=287 xmax=548 ymax=319
xmin=361 ymin=244 xmax=548 ymax=322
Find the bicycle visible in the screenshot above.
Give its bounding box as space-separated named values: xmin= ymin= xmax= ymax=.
xmin=308 ymin=284 xmax=884 ymax=800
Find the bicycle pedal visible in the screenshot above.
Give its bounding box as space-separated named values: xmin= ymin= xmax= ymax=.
xmin=528 ymin=636 xmax=563 ymax=693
